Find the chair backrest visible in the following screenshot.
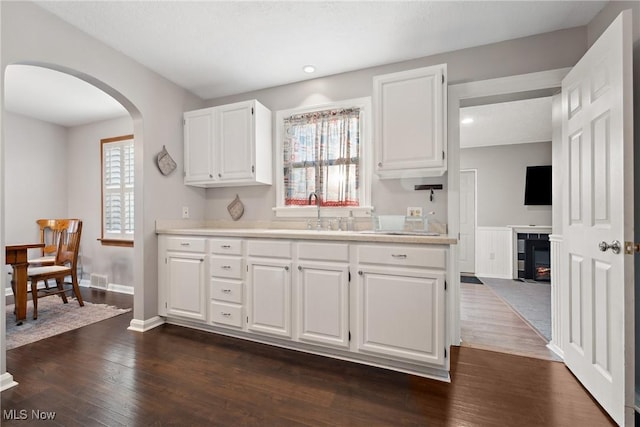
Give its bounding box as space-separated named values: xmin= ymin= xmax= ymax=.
xmin=37 ymin=219 xmax=71 ymax=256
xmin=54 ymin=219 xmax=82 ymax=269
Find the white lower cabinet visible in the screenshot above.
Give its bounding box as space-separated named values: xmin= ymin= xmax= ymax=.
xmin=356 ymin=266 xmax=445 ymax=365
xmin=159 ymin=233 xmax=450 ymax=379
xmin=295 ymin=254 xmax=350 ymax=348
xmin=209 ymin=238 xmax=245 ymax=329
xmin=246 ymin=240 xmax=292 ymax=338
xmin=356 ymin=243 xmax=446 ymax=365
xmin=159 ymin=236 xmax=207 ymax=322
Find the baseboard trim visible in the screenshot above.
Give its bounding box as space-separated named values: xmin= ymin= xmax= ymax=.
xmin=128 ymin=316 xmax=164 ymax=333
xmin=546 ymin=342 xmax=564 ymax=359
xmin=79 ymin=279 xmax=134 ymax=295
xmin=0 ymin=372 xmax=18 ymax=392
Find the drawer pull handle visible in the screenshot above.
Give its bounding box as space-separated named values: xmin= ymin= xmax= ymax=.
xmin=180 ymin=242 xmax=190 ymax=246
xmin=284 ymin=266 xmax=289 ymax=271
xmin=298 ymin=266 xmax=303 ymax=271
xmin=221 ymin=289 xmax=232 ymax=293
xmin=391 ymin=254 xmax=407 ymax=259
xmin=221 ymin=245 xmax=231 ymax=249
xmin=221 ymin=312 xmax=231 ymax=317
xmin=221 ymin=265 xmax=232 ymax=270
xmin=358 ymin=270 xmax=363 ymax=275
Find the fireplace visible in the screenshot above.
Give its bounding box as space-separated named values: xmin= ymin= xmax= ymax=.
xmin=524 ymin=237 xmax=551 ymax=281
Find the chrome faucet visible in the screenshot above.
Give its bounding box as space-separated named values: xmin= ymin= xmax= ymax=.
xmin=308 ymin=192 xmax=322 ymax=230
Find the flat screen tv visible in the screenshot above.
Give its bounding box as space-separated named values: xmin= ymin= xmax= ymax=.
xmin=524 ymin=165 xmax=552 ymax=205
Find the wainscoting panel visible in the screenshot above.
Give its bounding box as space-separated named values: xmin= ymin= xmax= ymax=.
xmin=475 ymin=227 xmax=512 ymax=279
xmin=548 ymin=235 xmax=564 ymax=358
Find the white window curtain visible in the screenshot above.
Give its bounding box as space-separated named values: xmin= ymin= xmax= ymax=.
xmin=283 ymin=107 xmax=360 ymax=207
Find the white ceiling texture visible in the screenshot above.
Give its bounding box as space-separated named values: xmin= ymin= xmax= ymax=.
xmin=6 ymin=1 xmax=606 ymax=146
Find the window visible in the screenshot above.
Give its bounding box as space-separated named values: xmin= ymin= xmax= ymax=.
xmin=275 ymin=97 xmax=372 ymax=217
xmin=101 ymin=134 xmax=134 ymax=246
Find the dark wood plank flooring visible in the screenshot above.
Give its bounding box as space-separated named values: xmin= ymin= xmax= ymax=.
xmin=3 ymin=289 xmax=614 ymax=426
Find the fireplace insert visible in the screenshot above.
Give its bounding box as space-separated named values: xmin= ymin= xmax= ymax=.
xmin=524 ymin=237 xmax=550 ymax=281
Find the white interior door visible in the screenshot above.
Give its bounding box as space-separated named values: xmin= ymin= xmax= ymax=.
xmin=561 ymin=10 xmax=634 ymax=426
xmin=459 ymin=170 xmax=476 ymax=274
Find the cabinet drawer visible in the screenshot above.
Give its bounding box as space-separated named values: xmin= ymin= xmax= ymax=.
xmin=247 ymin=240 xmax=292 ymax=258
xmin=297 ymin=242 xmax=349 ymax=262
xmin=210 ymin=279 xmax=243 ymax=304
xmin=210 ymin=302 xmax=243 ymax=328
xmin=210 ymin=256 xmax=243 ymax=279
xmin=357 ymin=245 xmax=446 ymax=269
xmin=210 ymin=238 xmax=243 ymax=255
xmin=166 ymin=236 xmax=206 ymax=253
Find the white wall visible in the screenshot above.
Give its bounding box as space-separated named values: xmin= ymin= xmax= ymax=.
xmin=460 ymin=142 xmax=552 ymax=227
xmin=4 ymin=112 xmax=68 ymax=250
xmin=67 ymin=116 xmax=134 ymax=287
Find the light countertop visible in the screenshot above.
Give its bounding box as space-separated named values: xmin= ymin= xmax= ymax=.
xmin=156 ymin=226 xmax=457 ymax=245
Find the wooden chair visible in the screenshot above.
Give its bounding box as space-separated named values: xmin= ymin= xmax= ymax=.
xmin=28 ymin=219 xmax=71 ymax=267
xmin=26 ymin=219 xmax=84 ymax=320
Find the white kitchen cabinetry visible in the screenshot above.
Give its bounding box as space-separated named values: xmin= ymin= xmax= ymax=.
xmin=373 ymin=64 xmax=447 ymax=178
xmin=184 ymin=99 xmax=272 ymax=187
xmin=246 ymin=240 xmax=292 ymax=338
xmin=158 ymin=236 xmax=207 ymax=322
xmin=209 ymin=238 xmax=245 ymax=328
xmin=295 ymin=242 xmax=350 ymax=349
xmin=356 ymin=244 xmax=446 ymax=365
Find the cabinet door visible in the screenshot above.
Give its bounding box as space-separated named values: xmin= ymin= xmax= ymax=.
xmin=373 ymin=65 xmax=446 ymax=178
xmin=166 ymin=251 xmax=207 ymax=321
xmin=296 ymin=262 xmax=349 ymax=348
xmin=184 ymin=109 xmax=215 ymax=183
xmin=217 ymin=101 xmax=255 ymax=181
xmin=356 ymin=266 xmax=445 ymax=365
xmin=247 ymin=258 xmax=292 ymax=338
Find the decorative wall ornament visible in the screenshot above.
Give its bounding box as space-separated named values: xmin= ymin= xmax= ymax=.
xmin=227 ymin=194 xmax=245 ymax=221
xmin=156 ymin=145 xmax=177 ymax=176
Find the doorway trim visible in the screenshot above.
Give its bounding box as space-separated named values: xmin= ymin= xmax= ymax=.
xmin=447 ymin=67 xmax=570 ymax=346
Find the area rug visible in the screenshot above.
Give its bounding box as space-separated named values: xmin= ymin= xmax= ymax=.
xmin=460 ymin=275 xmax=483 ymax=284
xmin=5 ymin=297 xmax=131 ymax=350
xmin=480 ymin=277 xmax=551 ymax=341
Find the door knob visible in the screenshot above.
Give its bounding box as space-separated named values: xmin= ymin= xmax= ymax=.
xmin=599 ymin=240 xmax=621 ymax=254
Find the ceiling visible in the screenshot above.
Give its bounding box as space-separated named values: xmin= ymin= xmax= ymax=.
xmin=5 ymin=1 xmax=606 ymax=130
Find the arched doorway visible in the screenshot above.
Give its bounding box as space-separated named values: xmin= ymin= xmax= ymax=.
xmin=1 ymin=63 xmax=143 ymax=391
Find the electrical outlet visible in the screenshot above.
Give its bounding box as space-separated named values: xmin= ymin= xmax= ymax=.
xmin=407 ymin=207 xmax=423 ymax=217
xmin=182 ymin=206 xmax=189 ymax=219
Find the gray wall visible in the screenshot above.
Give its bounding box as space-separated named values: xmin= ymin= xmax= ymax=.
xmin=67 ymin=116 xmax=134 ymax=287
xmin=4 ymin=112 xmax=68 ymax=250
xmin=200 ymin=27 xmax=588 ymax=226
xmin=3 ymin=113 xmax=135 ymax=290
xmin=460 ymin=142 xmax=552 ymax=227
xmin=1 ymin=1 xmax=205 ymax=336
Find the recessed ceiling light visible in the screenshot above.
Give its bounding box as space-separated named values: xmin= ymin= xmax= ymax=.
xmin=461 ymin=117 xmax=474 ymax=125
xmin=303 ymin=65 xmax=316 ymax=73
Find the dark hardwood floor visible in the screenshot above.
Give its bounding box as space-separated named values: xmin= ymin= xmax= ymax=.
xmin=2 ymin=289 xmax=614 ymax=426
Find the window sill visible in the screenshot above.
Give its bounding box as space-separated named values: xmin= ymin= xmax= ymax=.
xmin=272 ymin=206 xmax=374 ymax=218
xmin=98 ymin=238 xmax=134 ymax=248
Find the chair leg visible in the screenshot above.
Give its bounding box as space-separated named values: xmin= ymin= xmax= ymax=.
xmin=31 ymin=280 xmax=38 ymax=320
xmin=70 ymin=272 xmax=84 ymax=307
xmin=10 ymin=279 xmax=16 ymax=315
xmin=56 ymin=278 xmax=68 ymax=304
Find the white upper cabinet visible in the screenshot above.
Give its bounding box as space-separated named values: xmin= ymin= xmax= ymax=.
xmin=373 ymin=64 xmax=447 ymax=178
xmin=184 ymin=99 xmax=272 ymax=187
